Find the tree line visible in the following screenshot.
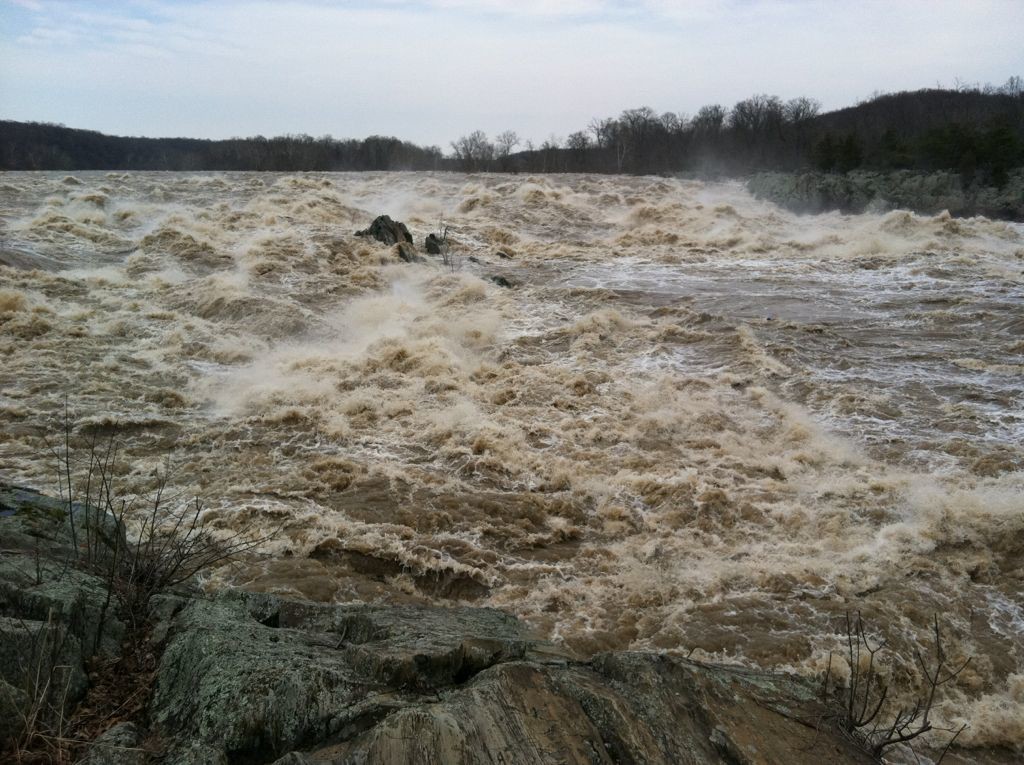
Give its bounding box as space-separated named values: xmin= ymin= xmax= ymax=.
xmin=2 ymin=78 xmax=1022 ymax=184
xmin=455 ymin=78 xmax=1024 ymax=186
xmin=0 ymin=122 xmax=443 ymax=172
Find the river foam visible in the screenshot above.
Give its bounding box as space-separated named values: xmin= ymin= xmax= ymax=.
xmin=1 ymin=171 xmax=1021 ymax=749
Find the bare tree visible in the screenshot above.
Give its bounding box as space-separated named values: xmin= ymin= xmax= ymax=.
xmin=565 ymin=131 xmax=590 ymax=171
xmin=495 ymin=130 xmax=520 ymax=170
xmin=999 ymin=75 xmax=1023 ymax=97
xmin=539 ymin=135 xmax=562 ymax=172
xmin=785 ymin=96 xmax=821 ymax=124
xmin=618 ymin=106 xmax=659 ymax=171
xmin=660 ymin=111 xmax=687 ymax=134
xmin=588 ymin=117 xmax=615 ymax=149
xmin=566 ymin=131 xmax=590 ymax=151
xmin=729 ymin=94 xmax=786 ymax=136
xmin=691 ymin=104 xmax=727 ymax=134
xmin=450 ymin=130 xmax=494 ymax=172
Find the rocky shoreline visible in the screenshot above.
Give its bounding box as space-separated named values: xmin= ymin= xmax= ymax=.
xmin=747 ymin=169 xmax=1024 ymax=220
xmin=0 ymin=482 xmax=886 ymax=764
xmin=7 ymin=481 xmax=1018 ymax=764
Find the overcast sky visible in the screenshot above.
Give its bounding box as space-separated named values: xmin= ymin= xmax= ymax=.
xmin=1 ymin=0 xmax=1022 ymax=147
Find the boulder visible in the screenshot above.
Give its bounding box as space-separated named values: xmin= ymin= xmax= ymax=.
xmin=355 ymin=215 xmax=413 ymax=246
xmin=424 ymin=233 xmax=445 ymax=255
xmin=0 ymin=485 xmax=127 ymax=660
xmin=148 ymin=593 xmax=550 ymax=763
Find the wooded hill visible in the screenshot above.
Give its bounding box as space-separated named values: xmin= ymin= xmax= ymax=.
xmin=0 ymin=123 xmax=444 ymax=172
xmin=2 ymin=79 xmax=1022 ymax=185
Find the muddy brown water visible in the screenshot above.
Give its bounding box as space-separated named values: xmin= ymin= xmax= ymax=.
xmin=1 ymin=171 xmax=1022 ymax=748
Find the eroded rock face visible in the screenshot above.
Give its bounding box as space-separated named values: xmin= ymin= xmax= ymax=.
xmin=149 ymin=593 xmax=555 ymax=764
xmin=312 ymin=654 xmax=873 ymax=765
xmin=0 ymin=486 xmax=127 ymax=708
xmin=148 ymin=591 xmax=874 ymax=765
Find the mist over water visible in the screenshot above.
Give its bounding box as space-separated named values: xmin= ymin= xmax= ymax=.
xmin=1 ymin=171 xmax=1022 ymax=748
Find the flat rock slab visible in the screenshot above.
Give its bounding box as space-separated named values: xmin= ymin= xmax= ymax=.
xmin=149 ymin=591 xmax=873 ymax=765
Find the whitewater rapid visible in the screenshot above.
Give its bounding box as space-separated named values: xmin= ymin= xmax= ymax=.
xmin=1 ymin=171 xmax=1021 ymax=748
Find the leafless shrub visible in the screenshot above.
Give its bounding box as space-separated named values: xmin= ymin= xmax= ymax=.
xmin=821 ymin=612 xmax=970 ymax=762
xmin=436 ymin=218 xmax=461 ymax=273
xmin=434 ymin=217 xmax=462 ymax=274
xmin=4 ymin=409 xmax=279 ymax=761
xmin=4 ymin=409 xmax=276 ymax=757
xmin=45 ymin=412 xmax=276 ymax=631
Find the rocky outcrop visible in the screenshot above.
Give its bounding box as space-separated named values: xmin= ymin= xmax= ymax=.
xmin=0 ymin=485 xmax=877 ymax=764
xmin=0 ymin=486 xmax=127 ymax=661
xmin=1 ymin=485 xmax=130 ymax=759
xmin=354 ymin=216 xmax=427 ymax=263
xmin=747 ymin=169 xmax=1024 ymax=220
xmin=147 ymin=591 xmax=874 ymax=765
xmin=355 ymin=215 xmax=414 ymax=246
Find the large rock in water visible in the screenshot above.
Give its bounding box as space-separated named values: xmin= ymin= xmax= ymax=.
xmin=424 ymin=233 xmax=444 ymax=255
xmin=147 ymin=591 xmax=875 ymax=765
xmin=355 ymin=215 xmax=414 ymax=246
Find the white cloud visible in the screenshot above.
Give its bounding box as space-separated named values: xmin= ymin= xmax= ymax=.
xmin=426 ymin=0 xmax=614 ymax=17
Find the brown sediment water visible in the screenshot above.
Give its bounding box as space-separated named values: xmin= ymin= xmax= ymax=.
xmin=1 ymin=171 xmax=1022 ymax=748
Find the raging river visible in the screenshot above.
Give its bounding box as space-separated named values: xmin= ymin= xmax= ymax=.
xmin=1 ymin=171 xmax=1021 ymax=748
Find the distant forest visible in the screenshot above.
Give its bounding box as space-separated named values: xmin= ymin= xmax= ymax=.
xmin=2 ymin=78 xmax=1022 ymax=185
